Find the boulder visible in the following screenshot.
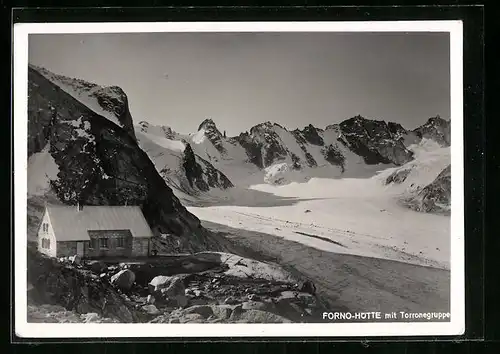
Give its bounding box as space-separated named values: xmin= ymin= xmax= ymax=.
xmin=209 ymin=305 xmax=234 ymax=320
xmin=277 ymin=290 xmax=317 ymax=308
xmin=149 ymin=275 xmax=184 ymax=294
xmin=233 ymin=309 xmax=292 ymax=323
xmin=224 ymin=296 xmax=238 ymax=305
xmin=110 ymin=269 xmax=136 ymax=291
xmin=146 ymin=295 xmax=155 ymax=304
xmin=142 ymin=304 xmax=161 ymax=315
xmin=79 ymin=312 xmax=117 ymax=323
xmin=241 ymin=301 xmax=276 ymax=312
xmin=179 ymin=313 xmax=206 ymax=323
xmin=88 ymin=261 xmax=107 ymax=274
xmin=149 ymin=275 xmax=187 ymax=308
xmin=298 ymin=280 xmax=316 ymax=295
xmin=69 ymin=255 xmax=81 ymax=265
xmin=182 ymin=305 xmax=214 ymax=319
xmin=171 ymin=294 xmax=188 ymax=308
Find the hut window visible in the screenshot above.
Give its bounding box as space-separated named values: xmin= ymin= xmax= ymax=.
xmin=89 ymin=238 xmax=98 ymax=249
xmin=41 ymin=238 xmax=50 ymax=249
xmin=117 ymin=237 xmax=125 ymax=248
xmin=99 ymin=238 xmax=109 ymax=249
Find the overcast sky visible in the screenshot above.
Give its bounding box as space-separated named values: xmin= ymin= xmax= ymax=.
xmin=29 ymin=31 xmax=450 ymax=136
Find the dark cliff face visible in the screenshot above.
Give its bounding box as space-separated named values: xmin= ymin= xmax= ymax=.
xmin=235 ymin=122 xmax=288 ymax=168
xmin=234 ymin=132 xmax=264 ymax=168
xmin=321 ymin=144 xmax=345 ymax=172
xmin=182 ymin=143 xmax=204 ymax=190
xmin=195 ymin=156 xmax=234 ymax=190
xmin=295 ymin=124 xmax=324 ymax=146
xmin=339 ymin=115 xmax=414 ymax=165
xmin=182 ymin=143 xmax=233 ymax=192
xmin=27 ymin=67 xmax=221 ymax=253
xmin=413 ymin=116 xmax=451 ymax=147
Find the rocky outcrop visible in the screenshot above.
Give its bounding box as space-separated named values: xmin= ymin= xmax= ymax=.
xmin=92 ymin=85 xmax=136 ymax=140
xmin=413 ymin=116 xmax=451 ymax=147
xmin=27 ymin=248 xmax=141 ymax=323
xmin=27 ymin=66 xmax=221 ymax=253
xmin=111 ymin=269 xmax=136 ymax=291
xmin=385 ymin=168 xmax=412 ymax=185
xmin=339 ymin=115 xmax=414 ymax=165
xmin=410 ymin=165 xmax=451 ymax=214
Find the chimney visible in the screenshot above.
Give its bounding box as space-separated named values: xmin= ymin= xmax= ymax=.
xmin=77 ymin=202 xmax=83 ymax=212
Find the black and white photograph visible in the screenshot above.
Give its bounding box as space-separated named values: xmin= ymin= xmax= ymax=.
xmin=14 ymin=21 xmax=464 ymax=338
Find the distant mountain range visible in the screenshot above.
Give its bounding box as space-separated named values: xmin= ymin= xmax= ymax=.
xmin=137 ymin=112 xmax=450 ymax=189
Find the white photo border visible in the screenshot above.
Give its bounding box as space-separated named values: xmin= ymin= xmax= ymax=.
xmin=13 ymin=20 xmax=464 ymax=338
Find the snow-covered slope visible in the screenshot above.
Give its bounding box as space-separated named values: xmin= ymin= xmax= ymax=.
xmin=134 ymin=123 xmax=233 ymax=202
xmin=189 ymin=174 xmax=451 ymax=270
xmin=29 ymin=64 xmax=136 ymax=140
xmin=27 ymin=143 xmax=59 ymax=196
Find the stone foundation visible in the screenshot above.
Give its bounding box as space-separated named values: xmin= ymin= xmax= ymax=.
xmin=56 ymin=237 xmax=150 ymax=258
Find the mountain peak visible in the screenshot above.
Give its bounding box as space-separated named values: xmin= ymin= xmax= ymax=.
xmin=413 ymin=115 xmax=451 ymax=146
xmin=425 ymin=115 xmax=450 ymax=126
xmin=198 ymin=118 xmax=218 ymax=132
xmin=197 ymin=118 xmax=226 ymax=154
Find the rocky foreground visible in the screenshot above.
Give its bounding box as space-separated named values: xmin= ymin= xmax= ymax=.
xmin=27 ymin=247 xmax=328 ymax=324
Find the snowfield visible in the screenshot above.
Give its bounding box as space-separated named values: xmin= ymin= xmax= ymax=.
xmin=188 ymin=141 xmax=451 ymax=270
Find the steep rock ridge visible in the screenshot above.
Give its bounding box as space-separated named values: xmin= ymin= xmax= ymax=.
xmin=338 ymin=115 xmax=414 ymax=165
xmin=294 ymin=124 xmax=325 ymax=146
xmin=198 ymin=118 xmax=226 ymax=154
xmin=27 ymin=66 xmax=221 ymax=253
xmin=182 ymin=143 xmax=233 ymax=192
xmin=194 ymin=155 xmax=234 ymax=190
xmin=29 ymin=65 xmax=136 ymax=141
xmin=291 ymin=129 xmax=320 ymax=168
xmin=413 ymin=116 xmax=451 ymax=147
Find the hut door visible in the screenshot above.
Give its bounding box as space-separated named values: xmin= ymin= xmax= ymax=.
xmin=76 ymin=242 xmax=84 ymax=257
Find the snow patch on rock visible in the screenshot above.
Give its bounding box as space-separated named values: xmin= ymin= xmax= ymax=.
xmin=27 ymin=144 xmax=59 ymax=196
